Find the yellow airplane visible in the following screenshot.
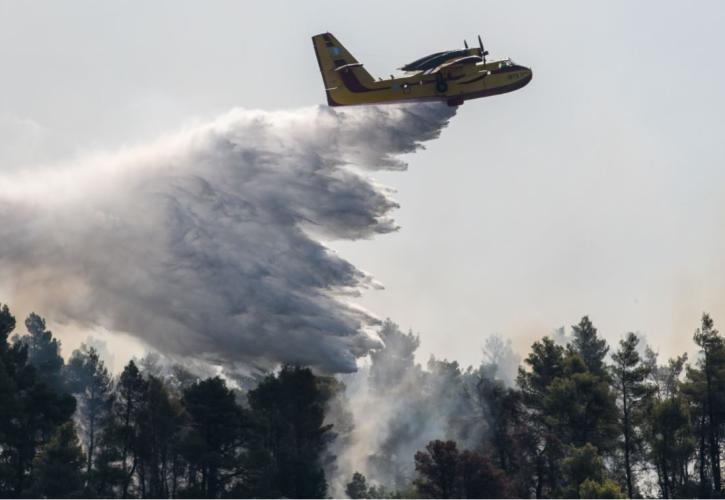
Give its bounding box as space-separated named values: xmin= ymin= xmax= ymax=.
xmin=312 ymin=32 xmax=532 ymax=107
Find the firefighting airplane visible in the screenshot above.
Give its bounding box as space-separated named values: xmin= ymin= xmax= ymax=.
xmin=312 ymin=32 xmax=532 ymax=107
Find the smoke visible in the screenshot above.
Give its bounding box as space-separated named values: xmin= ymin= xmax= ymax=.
xmin=481 ymin=334 xmax=521 ymax=387
xmin=0 ymin=104 xmax=455 ymax=373
xmin=325 ymin=321 xmax=523 ymax=496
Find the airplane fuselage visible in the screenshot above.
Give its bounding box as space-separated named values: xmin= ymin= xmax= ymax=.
xmin=313 ymin=33 xmax=532 ymax=107
xmin=335 ymin=60 xmax=532 ymax=107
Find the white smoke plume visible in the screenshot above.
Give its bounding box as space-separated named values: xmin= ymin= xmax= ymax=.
xmin=0 ymin=104 xmax=455 ymax=373
xmin=325 ymin=321 xmax=483 ymax=495
xmin=323 ymin=322 xmax=525 ymax=496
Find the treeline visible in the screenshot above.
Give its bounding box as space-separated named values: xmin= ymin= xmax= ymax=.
xmin=346 ymin=315 xmax=725 ymax=499
xmin=0 ymin=304 xmax=338 ymax=498
xmin=3 ymin=300 xmax=725 ymax=499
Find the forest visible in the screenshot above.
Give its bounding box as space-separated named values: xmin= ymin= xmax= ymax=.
xmin=1 ymin=301 xmax=724 ymax=499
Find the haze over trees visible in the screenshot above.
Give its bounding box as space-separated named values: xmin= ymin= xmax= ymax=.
xmin=2 ymin=301 xmax=725 ymax=498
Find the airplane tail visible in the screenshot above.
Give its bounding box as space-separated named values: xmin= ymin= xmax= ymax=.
xmin=312 ymin=33 xmax=376 ymax=106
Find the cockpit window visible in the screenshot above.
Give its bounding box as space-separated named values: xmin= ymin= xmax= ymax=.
xmin=499 ymin=59 xmax=514 ymax=68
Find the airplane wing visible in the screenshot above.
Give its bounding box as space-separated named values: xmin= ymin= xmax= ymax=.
xmin=427 ymin=55 xmax=484 ymax=75
xmin=400 ymin=49 xmax=470 ymax=72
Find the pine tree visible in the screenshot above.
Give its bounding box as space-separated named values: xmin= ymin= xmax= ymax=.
xmin=611 ymin=332 xmax=652 ymax=498
xmin=476 ymin=376 xmax=533 ymax=497
xmin=105 ymin=360 xmax=148 ymax=498
xmin=413 ymin=440 xmax=510 ymax=499
xmin=369 ymin=319 xmax=421 ymax=390
xmin=578 ymin=478 xmax=625 ymax=498
xmin=649 ymin=397 xmax=695 ymax=497
xmin=180 ymin=376 xmax=247 ymax=498
xmin=346 ymin=472 xmax=371 ymax=499
xmin=683 ymin=360 xmax=710 ymax=495
xmin=135 ymin=375 xmax=185 ymax=498
xmin=66 ymin=344 xmax=113 ymax=478
xmin=30 ymin=422 xmax=86 ymax=498
xmin=248 ymin=365 xmax=336 ymax=498
xmin=560 ymin=443 xmax=607 ymax=498
xmin=545 ymin=353 xmax=619 ymax=453
xmin=12 ymin=312 xmax=65 ymax=390
xmin=688 ymin=313 xmax=725 ymax=494
xmin=518 ymin=331 xmax=619 ymax=497
xmin=414 ymin=440 xmax=459 ymax=498
xmin=645 ymin=348 xmax=695 ymax=497
xmin=0 ymin=303 xmax=76 ymax=496
xmin=517 ymin=337 xmax=567 ymax=497
xmin=570 ymin=316 xmax=609 ymax=378
xmin=458 ymin=449 xmax=511 ymax=498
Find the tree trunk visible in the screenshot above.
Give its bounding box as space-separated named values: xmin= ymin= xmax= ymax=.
xmin=622 ymin=379 xmax=634 ymax=499
xmin=535 ymin=452 xmax=544 ymax=498
xmin=87 ymin=404 xmax=95 ymax=476
xmin=699 ymin=411 xmax=708 ymax=491
xmin=662 ymin=431 xmax=671 ymax=499
xmin=706 ymin=352 xmax=722 ymax=492
xmin=121 ymin=387 xmax=136 ymax=499
xmin=661 ymin=459 xmax=670 ymax=499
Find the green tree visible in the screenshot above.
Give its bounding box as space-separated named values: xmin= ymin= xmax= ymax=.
xmin=66 ymin=343 xmax=113 ymax=477
xmin=683 ymin=359 xmax=711 ymax=495
xmin=344 ymin=471 xmax=395 ymax=499
xmin=518 ymin=329 xmax=618 ymax=498
xmin=518 ymin=337 xmax=567 ymax=396
xmin=136 ymin=375 xmax=185 ymax=498
xmin=12 ymin=312 xmax=65 ymax=390
xmin=570 ymin=316 xmax=609 ymax=378
xmin=517 ymin=337 xmax=567 ymax=497
xmin=100 ymin=359 xmax=148 ymax=498
xmin=610 ymin=332 xmax=652 ymax=498
xmin=476 ymin=376 xmax=534 ymax=497
xmin=545 ymin=354 xmax=619 ymax=452
xmin=690 ymin=313 xmax=725 ymax=494
xmin=642 ymin=348 xmax=695 ymax=498
xmin=346 ymin=471 xmax=371 ymax=499
xmin=644 ymin=347 xmax=687 ymax=401
xmin=579 ymin=478 xmax=625 ymax=499
xmin=0 ymin=303 xmax=76 ymax=496
xmin=648 ymin=397 xmax=695 ymax=497
xmin=30 ymin=422 xmax=86 ymax=498
xmin=560 ymin=443 xmax=607 ymax=497
xmin=248 ymin=365 xmax=336 ymax=498
xmin=181 ymin=376 xmax=248 ymax=498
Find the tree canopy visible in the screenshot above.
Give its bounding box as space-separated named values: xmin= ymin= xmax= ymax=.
xmin=2 ymin=304 xmax=725 ymax=499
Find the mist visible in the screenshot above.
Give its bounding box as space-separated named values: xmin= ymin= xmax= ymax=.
xmin=325 ymin=320 xmax=522 ymax=496
xmin=0 ymin=104 xmax=455 ymax=373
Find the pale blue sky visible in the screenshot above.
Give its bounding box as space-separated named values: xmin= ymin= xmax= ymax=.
xmin=2 ymin=1 xmax=725 ymax=367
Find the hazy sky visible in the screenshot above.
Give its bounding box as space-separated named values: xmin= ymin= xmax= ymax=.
xmin=2 ymin=1 xmax=725 ymax=368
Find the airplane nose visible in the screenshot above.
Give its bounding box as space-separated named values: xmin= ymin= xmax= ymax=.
xmin=523 ymin=67 xmax=533 ymax=85
xmin=514 ymin=65 xmax=532 ymax=84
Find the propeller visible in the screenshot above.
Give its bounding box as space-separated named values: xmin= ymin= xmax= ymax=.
xmin=478 ymin=34 xmax=489 ymax=64
xmin=464 ymin=39 xmax=469 ymax=49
